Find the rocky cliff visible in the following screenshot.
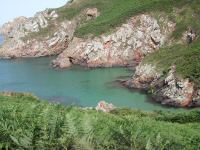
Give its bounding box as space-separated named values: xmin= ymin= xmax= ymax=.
xmin=0 ymin=0 xmax=200 ymax=108
xmin=52 ymin=14 xmax=174 ymax=68
xmin=125 ymin=64 xmax=200 ymax=107
xmin=0 ymin=9 xmax=75 ymax=58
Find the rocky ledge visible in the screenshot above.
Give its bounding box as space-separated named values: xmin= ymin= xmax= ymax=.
xmin=124 ymin=64 xmax=200 ymax=108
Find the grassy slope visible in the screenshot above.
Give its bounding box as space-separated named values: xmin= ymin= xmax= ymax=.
xmin=143 ymin=0 xmax=200 ymax=88
xmin=56 ymin=0 xmax=189 ymax=37
xmin=0 ymin=93 xmax=200 ymax=149
xmin=27 ymin=0 xmax=191 ymax=39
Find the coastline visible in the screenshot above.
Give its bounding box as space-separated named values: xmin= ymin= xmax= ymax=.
xmin=0 ymin=0 xmax=199 ymax=109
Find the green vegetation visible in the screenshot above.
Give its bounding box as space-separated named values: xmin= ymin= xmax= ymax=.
xmin=3 ymin=1 xmax=200 ymax=149
xmin=0 ymin=93 xmax=200 ymax=149
xmin=143 ymin=40 xmax=200 ymax=88
xmin=143 ymin=0 xmax=200 ymax=88
xmin=26 ymin=0 xmax=199 ymax=39
xmin=56 ymin=0 xmax=198 ymax=37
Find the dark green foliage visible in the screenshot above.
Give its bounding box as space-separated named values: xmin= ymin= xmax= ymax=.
xmin=155 ymin=110 xmax=200 ymax=123
xmin=0 ymin=94 xmax=199 ymax=149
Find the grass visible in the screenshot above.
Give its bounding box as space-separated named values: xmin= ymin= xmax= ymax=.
xmin=57 ymin=0 xmax=200 ymax=38
xmin=141 ymin=0 xmax=200 ymax=88
xmin=144 ymin=41 xmax=200 ymax=88
xmin=0 ymin=93 xmax=200 ymax=149
xmin=25 ymin=0 xmax=198 ymax=39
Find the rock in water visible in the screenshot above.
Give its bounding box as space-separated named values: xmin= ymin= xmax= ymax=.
xmin=52 ymin=57 xmax=72 ymax=69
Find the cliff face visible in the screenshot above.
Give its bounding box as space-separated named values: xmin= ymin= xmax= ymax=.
xmin=52 ymin=14 xmax=174 ymax=68
xmin=0 ymin=10 xmax=75 ymax=58
xmin=0 ymin=2 xmax=174 ymax=66
xmin=125 ymin=64 xmax=200 ymax=107
xmin=0 ymin=0 xmax=200 ymax=108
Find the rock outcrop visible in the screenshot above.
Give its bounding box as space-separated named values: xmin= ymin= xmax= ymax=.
xmin=183 ymin=28 xmax=197 ymax=44
xmin=52 ymin=14 xmax=174 ymax=68
xmin=125 ymin=64 xmax=161 ymax=89
xmin=86 ymin=8 xmax=100 ymax=19
xmin=0 ymin=10 xmax=76 ymax=58
xmin=125 ymin=64 xmax=199 ymax=107
xmin=96 ymin=101 xmax=115 ymax=112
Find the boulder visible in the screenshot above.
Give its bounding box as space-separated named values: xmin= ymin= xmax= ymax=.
xmin=96 ymin=101 xmax=115 ymax=112
xmin=86 ymin=8 xmax=100 ymax=18
xmin=52 ymin=57 xmax=72 ymax=69
xmin=183 ymin=28 xmax=197 ymax=44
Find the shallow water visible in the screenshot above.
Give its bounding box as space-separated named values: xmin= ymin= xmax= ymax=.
xmin=0 ymin=56 xmax=182 ymax=111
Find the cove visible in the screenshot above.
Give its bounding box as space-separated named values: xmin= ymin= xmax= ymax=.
xmin=0 ymin=57 xmax=179 ymax=111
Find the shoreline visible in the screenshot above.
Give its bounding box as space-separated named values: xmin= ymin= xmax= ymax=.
xmin=120 ymin=79 xmax=200 ymax=110
xmin=0 ymin=56 xmax=198 ymax=110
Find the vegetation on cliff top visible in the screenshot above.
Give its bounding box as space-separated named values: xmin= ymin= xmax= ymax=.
xmin=144 ymin=39 xmax=200 ymax=88
xmin=56 ymin=0 xmax=195 ymax=37
xmin=27 ymin=0 xmax=199 ymax=43
xmin=0 ymin=93 xmax=200 ymax=149
xmin=26 ymin=0 xmax=196 ymax=39
xmin=143 ymin=0 xmax=200 ymax=88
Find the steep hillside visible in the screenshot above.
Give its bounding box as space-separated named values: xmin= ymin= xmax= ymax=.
xmin=125 ymin=0 xmax=200 ymax=108
xmin=0 ymin=93 xmax=200 ymax=149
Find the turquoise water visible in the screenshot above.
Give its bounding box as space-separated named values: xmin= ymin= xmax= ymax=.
xmin=0 ymin=56 xmax=180 ymax=111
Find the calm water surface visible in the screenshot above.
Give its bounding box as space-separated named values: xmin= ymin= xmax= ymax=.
xmin=0 ymin=56 xmax=181 ymax=111
xmin=0 ymin=35 xmax=183 ymax=111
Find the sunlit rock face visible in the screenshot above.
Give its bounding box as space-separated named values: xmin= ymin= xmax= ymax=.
xmin=0 ymin=9 xmax=76 ymax=58
xmin=52 ymin=14 xmax=174 ymax=68
xmin=125 ymin=64 xmax=198 ymax=108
